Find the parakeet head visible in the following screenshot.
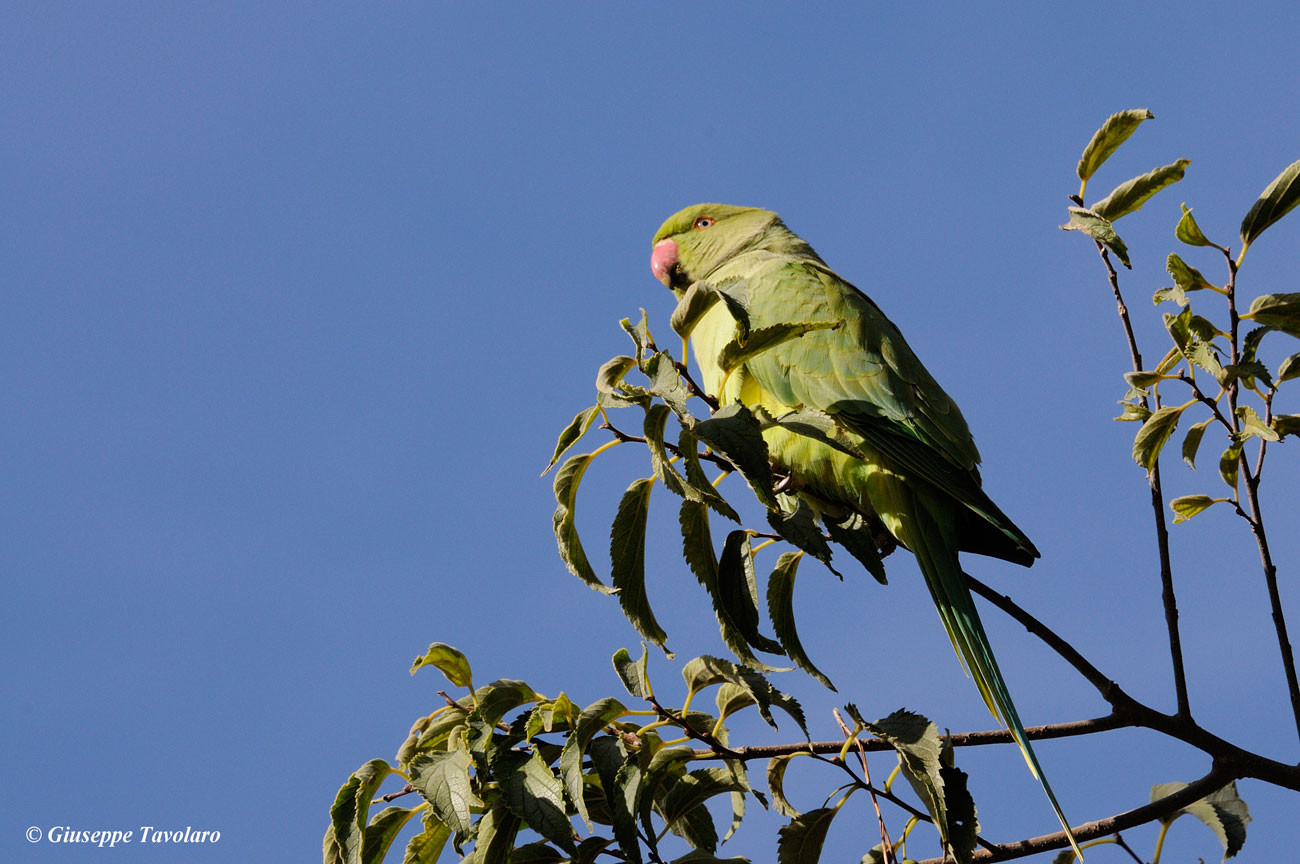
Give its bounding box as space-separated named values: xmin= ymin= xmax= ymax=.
xmin=650 ymin=204 xmax=821 ymax=293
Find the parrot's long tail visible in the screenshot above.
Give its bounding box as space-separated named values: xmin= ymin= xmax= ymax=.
xmin=903 ymin=498 xmax=1084 ymax=861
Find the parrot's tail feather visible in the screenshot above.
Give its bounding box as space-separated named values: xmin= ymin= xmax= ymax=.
xmin=906 ymin=501 xmax=1084 ymax=862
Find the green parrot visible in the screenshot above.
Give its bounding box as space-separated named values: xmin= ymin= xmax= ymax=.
xmin=651 ymin=203 xmax=1080 ymax=856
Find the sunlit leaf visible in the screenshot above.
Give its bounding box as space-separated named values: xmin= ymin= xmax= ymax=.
xmin=1176 ymin=202 xmax=1221 ymax=249
xmin=776 ymin=807 xmax=838 ymax=864
xmin=645 ymin=403 xmax=691 ymax=499
xmin=1166 ymin=253 xmax=1212 ymax=292
xmin=408 ymin=749 xmax=480 ymax=836
xmin=1077 ymin=109 xmax=1154 ymax=186
xmin=693 ymin=404 xmax=777 ymax=509
xmin=765 ymin=753 xmax=810 ymax=818
xmin=410 ymin=643 xmax=473 ymax=688
xmin=1170 ymin=494 xmax=1223 ymax=523
xmin=1133 ymin=404 xmax=1186 ymax=469
xmin=597 ymin=356 xmax=638 ymax=394
xmin=1274 ymin=414 xmax=1300 ymax=438
xmin=621 ymin=310 xmax=653 ymax=365
xmin=1242 ymin=293 xmax=1300 ymax=337
xmin=1060 ymin=206 xmax=1131 ymax=268
xmin=1181 ymin=417 xmax=1213 ymax=469
xmin=560 ymin=698 xmax=628 ymax=827
xmin=1239 ymin=158 xmax=1300 ymax=259
xmin=545 ymin=406 xmax=601 ymax=475
xmin=678 ymin=426 xmax=741 ymax=523
xmin=612 ymin=646 xmax=651 ymax=701
xmin=492 ymin=749 xmax=575 ymax=853
xmin=468 ymin=800 xmax=522 ymax=864
xmin=1091 ymin=159 xmax=1189 ymax=221
xmin=1237 ymin=405 xmax=1279 ymax=442
xmin=327 ymin=759 xmax=393 ymax=864
xmin=1152 ymin=780 xmax=1251 ymax=859
xmin=860 ymin=710 xmax=951 ymax=851
xmin=1219 ymin=441 xmax=1243 ymax=491
xmin=1277 ymin=352 xmax=1300 ymax=382
xmin=1114 ymin=401 xmax=1152 ymax=422
xmin=400 ymin=811 xmax=451 ymax=864
xmin=681 ymin=655 xmax=806 ymax=735
xmin=717 ymin=320 xmax=842 ymax=376
xmin=553 ymin=450 xmax=610 ymax=593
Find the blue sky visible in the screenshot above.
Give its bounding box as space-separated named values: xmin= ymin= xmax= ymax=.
xmin=4 ymin=3 xmax=1299 ymax=861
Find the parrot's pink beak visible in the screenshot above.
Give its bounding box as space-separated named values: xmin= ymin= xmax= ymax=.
xmin=651 ymin=238 xmax=679 ymax=287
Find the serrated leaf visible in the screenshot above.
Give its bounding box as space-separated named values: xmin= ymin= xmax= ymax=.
xmin=1189 ymin=340 xmax=1225 ymax=382
xmin=611 ymin=477 xmax=669 ymax=651
xmin=762 ymin=408 xmax=870 ymax=461
xmin=681 ymin=655 xmax=807 ymax=735
xmin=671 ymin=852 xmax=751 ymax=863
xmin=678 ymin=426 xmax=742 ymax=523
xmin=1219 ymin=442 xmax=1243 ymax=490
xmin=1239 ymin=158 xmax=1300 ymax=257
xmin=608 ymin=649 xmax=648 ymax=704
xmin=1176 ymin=203 xmax=1219 ymax=248
xmin=824 ymin=510 xmax=888 ymax=584
xmin=465 ymin=800 xmax=522 ymax=864
xmin=645 ymin=403 xmax=691 ymax=499
xmin=1060 ymin=207 xmax=1131 ymax=267
xmin=717 ymin=530 xmax=786 ymax=658
xmin=938 ymin=742 xmax=979 ymax=864
xmin=767 ymin=495 xmax=838 ymax=576
xmin=1242 ymin=292 xmax=1300 ymax=337
xmin=862 ymin=710 xmax=949 ymax=849
xmin=474 ymin=679 xmax=541 ymax=729
xmin=1237 ymin=405 xmax=1279 ymax=442
xmin=693 ymin=404 xmax=778 ymax=509
xmin=492 ymin=749 xmax=575 ymax=853
xmin=400 ymin=811 xmax=451 ymax=864
xmin=510 ymin=842 xmax=567 ymax=864
xmin=595 ymin=742 xmax=643 ymax=864
xmin=410 ymin=643 xmax=474 ymax=688
xmin=409 ymin=749 xmax=480 ymax=836
xmin=777 ymin=807 xmax=838 ymax=864
xmin=671 ymin=279 xmax=751 ymax=342
xmin=1165 ymin=305 xmax=1193 ymax=352
xmin=658 ymin=768 xmax=749 ymax=852
xmin=1091 ymin=159 xmax=1189 ymax=221
xmin=1077 ymin=109 xmax=1154 ymax=186
xmin=559 ymin=698 xmax=628 ymax=828
xmin=1181 ymin=417 xmax=1213 ymax=469
xmin=717 ymin=320 xmax=842 ymax=376
xmin=1153 ymin=284 xmax=1188 ymax=307
xmin=1152 ymin=780 xmax=1251 ymax=858
xmin=766 ymin=552 xmax=835 ymax=690
xmin=326 ymin=759 xmax=393 ymax=864
xmin=1166 ymin=252 xmax=1212 ymax=292
xmin=1170 ymin=494 xmax=1222 ymax=524
xmin=1278 ymin=352 xmax=1300 ymax=382
xmin=715 ymin=682 xmax=758 ymax=720
xmin=1221 ymin=360 xmax=1273 ymax=391
xmin=545 ymin=406 xmax=601 ymax=475
xmin=1133 ymin=404 xmax=1186 ymax=469
xmin=553 ymin=450 xmax=610 ymax=593
xmin=644 ymin=351 xmax=695 ymax=420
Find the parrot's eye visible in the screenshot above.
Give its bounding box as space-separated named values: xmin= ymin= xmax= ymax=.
xmin=693 ymin=217 xmax=715 ymax=230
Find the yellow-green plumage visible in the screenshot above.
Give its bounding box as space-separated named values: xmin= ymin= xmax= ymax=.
xmin=651 ymin=204 xmax=1080 ymax=858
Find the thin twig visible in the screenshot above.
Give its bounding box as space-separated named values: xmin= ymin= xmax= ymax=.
xmin=833 ymin=707 xmax=896 ymax=864
xmin=1093 ymin=240 xmax=1191 ymax=720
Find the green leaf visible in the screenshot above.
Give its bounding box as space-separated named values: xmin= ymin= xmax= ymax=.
xmin=717 ymin=321 xmax=842 ymax=376
xmin=409 ymin=749 xmax=480 ymax=837
xmin=1170 ymin=494 xmax=1222 ymax=524
xmin=692 ymin=404 xmax=778 ymax=510
xmin=681 ymin=655 xmax=807 ymax=735
xmin=761 ymin=409 xmax=870 ymax=461
xmin=545 ymin=406 xmax=602 ymax=475
xmin=553 ymin=450 xmax=610 ymax=593
xmin=1153 ymin=285 xmax=1189 ymax=307
xmin=861 ymin=710 xmax=951 ymax=851
xmin=1077 ymin=109 xmax=1154 ymax=186
xmin=597 ymin=356 xmax=638 ymax=394
xmin=765 ymin=753 xmax=810 ymax=818
xmin=766 ymin=552 xmax=835 ymax=690
xmin=938 ymin=741 xmax=979 ymax=864
xmin=1166 ymin=253 xmax=1213 ymax=292
xmin=410 ymin=643 xmax=473 ymax=689
xmin=509 ymin=842 xmax=567 ymax=864
xmin=644 ymin=351 xmax=694 ymax=419
xmin=1237 ymin=405 xmax=1279 ymax=442
xmin=658 ymin=768 xmax=749 ymax=852
xmin=361 ymin=805 xmax=421 ymax=864
xmin=1219 ymin=441 xmax=1243 ymax=491
xmin=1176 ymin=203 xmax=1219 ymax=249
xmin=1181 ymin=417 xmax=1213 ymax=469
xmin=621 ymin=310 xmax=653 ymax=366
xmin=645 ymin=403 xmax=691 ymax=499
xmin=1114 ymin=401 xmax=1152 ymax=422
xmin=610 ymin=477 xmax=669 ymax=652
xmin=1274 ymin=414 xmax=1300 ymax=438
xmin=1060 ymin=207 xmax=1131 ymax=268
xmin=823 ymin=511 xmax=888 ymax=584
xmin=560 ymin=698 xmax=628 ymax=827
xmin=1123 ymin=370 xmax=1165 ymax=389
xmin=1091 ymin=158 xmax=1189 ymax=221
xmin=592 ymin=741 xmax=643 ymax=864
xmin=1132 ymin=404 xmax=1186 ymax=469
xmin=1152 ymin=780 xmax=1251 ymax=858
xmin=473 ymin=679 xmax=541 ymax=729
xmin=715 ymin=682 xmax=758 ymax=720
xmin=671 ymin=278 xmax=750 ymax=342
xmin=400 ymin=811 xmax=451 ymax=864
xmin=464 ymin=800 xmax=522 ymax=864
xmin=767 ymin=496 xmax=838 ymax=576
xmin=1277 ymin=352 xmax=1300 ymax=382
xmin=678 ymin=426 xmax=741 ymax=523
xmin=670 ymin=852 xmax=751 ymax=863
xmin=1242 ymin=293 xmax=1300 ymax=337
xmin=717 ymin=530 xmax=786 ymax=657
xmin=526 ymin=693 xmax=578 ymax=739
xmin=492 ymin=749 xmax=575 ymax=853
xmin=1239 ymin=158 xmax=1300 ymax=258
xmin=326 ymin=759 xmax=393 ymax=864
xmin=609 ymin=649 xmax=649 ymax=705
xmin=776 ymin=807 xmax=838 ymax=864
